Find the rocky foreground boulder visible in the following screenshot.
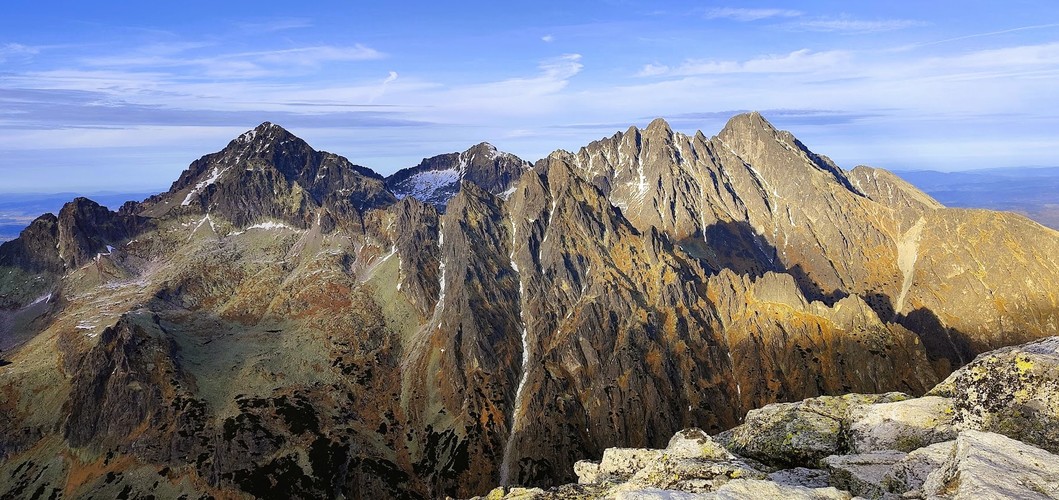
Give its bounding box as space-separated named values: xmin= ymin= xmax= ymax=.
xmin=471 ymin=336 xmax=1059 ymax=499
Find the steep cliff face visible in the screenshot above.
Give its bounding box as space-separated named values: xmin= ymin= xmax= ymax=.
xmin=0 ymin=115 xmax=1057 ymax=499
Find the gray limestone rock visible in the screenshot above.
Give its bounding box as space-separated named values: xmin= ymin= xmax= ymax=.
xmin=767 ymin=468 xmax=832 ymax=488
xmin=596 ymin=448 xmax=665 ymax=482
xmin=921 ymin=430 xmax=1059 ymax=499
xmin=881 ymin=440 xmax=953 ymax=494
xmin=665 ymin=428 xmax=735 ymax=461
xmin=722 ymin=393 xmax=909 ymax=468
xmin=823 ymin=451 xmax=906 ymax=499
xmin=847 ymin=396 xmax=957 ymax=453
xmin=702 ymin=479 xmax=852 ymax=500
xmin=928 ymin=336 xmax=1059 ymax=453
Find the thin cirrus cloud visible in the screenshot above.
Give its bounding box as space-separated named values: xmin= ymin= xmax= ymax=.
xmin=638 ymin=49 xmax=848 ymax=77
xmin=794 ymin=17 xmax=927 ymax=34
xmin=78 ymin=43 xmax=386 ymax=79
xmin=0 ymin=42 xmax=40 ymax=62
xmin=704 ymin=8 xmax=803 ymax=22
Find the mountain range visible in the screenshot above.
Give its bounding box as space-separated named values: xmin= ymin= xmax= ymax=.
xmin=1 ymin=113 xmax=1057 ymax=498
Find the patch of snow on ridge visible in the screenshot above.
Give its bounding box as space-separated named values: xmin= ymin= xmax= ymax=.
xmin=395 ymin=168 xmax=460 ymax=201
xmin=245 ymin=221 xmax=296 ymax=231
xmin=28 ymin=293 xmax=52 ymax=307
xmin=182 ymin=166 xmax=228 ymax=206
xmin=499 ymin=185 xmax=518 ymax=200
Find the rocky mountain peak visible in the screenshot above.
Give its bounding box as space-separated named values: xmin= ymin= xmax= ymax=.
xmin=385 ymin=142 xmax=531 ymax=212
xmin=235 ymin=121 xmax=295 ymax=147
xmin=643 ymin=117 xmax=674 ymax=137
xmin=719 ymin=111 xmax=775 ymax=138
xmin=145 ymin=123 xmax=395 ymax=228
xmin=466 ymin=141 xmax=500 ymax=159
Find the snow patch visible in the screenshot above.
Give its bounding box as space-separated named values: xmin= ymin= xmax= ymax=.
xmin=245 ymin=221 xmax=296 ymax=231
xmin=394 ymin=168 xmax=460 ymax=202
xmin=501 ymin=228 xmax=532 ymax=486
xmin=27 ymin=293 xmax=52 ymax=307
xmin=499 ymin=185 xmax=518 ymax=200
xmin=182 ymin=166 xmax=228 ymax=206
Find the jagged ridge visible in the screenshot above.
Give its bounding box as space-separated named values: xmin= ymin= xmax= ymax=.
xmin=0 ymin=114 xmax=1056 ymax=499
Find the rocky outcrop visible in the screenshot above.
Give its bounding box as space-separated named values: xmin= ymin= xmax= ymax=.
xmin=56 ymin=197 xmax=144 ymax=269
xmin=716 ymin=393 xmax=909 ymax=468
xmin=386 ymin=142 xmax=531 ymax=211
xmin=478 ymin=337 xmax=1059 ymax=499
xmin=928 ymin=335 xmax=1059 ymax=453
xmin=846 ymin=396 xmax=956 ymax=453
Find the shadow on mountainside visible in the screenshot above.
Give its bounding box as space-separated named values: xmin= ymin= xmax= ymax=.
xmin=684 ymin=220 xmax=850 ymax=306
xmin=679 ymin=220 xmax=782 ymax=279
xmin=683 ymin=219 xmax=979 ymax=378
xmin=897 ymin=306 xmax=977 ymax=374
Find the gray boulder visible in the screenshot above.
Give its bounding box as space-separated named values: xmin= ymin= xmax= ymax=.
xmin=767 ymin=467 xmax=831 ymax=488
xmin=881 ymin=440 xmax=953 ymax=494
xmin=922 ymin=430 xmax=1059 ymax=499
xmin=847 ymin=396 xmax=957 ymax=453
xmin=703 ymin=479 xmax=851 ymax=499
xmin=721 ymin=393 xmax=908 ymax=467
xmin=928 ymin=336 xmax=1059 ymax=454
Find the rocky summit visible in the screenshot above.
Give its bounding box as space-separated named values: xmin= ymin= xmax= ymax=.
xmin=477 ymin=336 xmax=1059 ymax=499
xmin=1 ymin=113 xmax=1058 ymax=499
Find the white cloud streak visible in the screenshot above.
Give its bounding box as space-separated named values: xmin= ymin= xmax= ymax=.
xmin=705 ymin=8 xmax=802 ymax=22
xmin=0 ymin=43 xmax=40 ymax=62
xmin=639 ymin=49 xmax=849 ymax=77
xmin=80 ymin=44 xmax=385 ymax=79
xmin=795 ymin=17 xmax=926 ymax=33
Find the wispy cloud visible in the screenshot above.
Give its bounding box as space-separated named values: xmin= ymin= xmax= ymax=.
xmin=795 ymin=16 xmax=926 ymax=34
xmin=638 ymin=49 xmax=848 ymax=77
xmin=236 ymin=18 xmax=313 ymax=34
xmin=367 ymin=71 xmax=399 ymax=104
xmin=661 ymin=109 xmax=887 ymax=126
xmin=542 ymin=34 xmax=555 ymax=43
xmin=705 ymin=8 xmax=802 ymax=22
xmin=80 ymin=43 xmax=385 ymax=79
xmin=0 ymin=43 xmax=40 ymax=62
xmin=539 ymin=53 xmax=583 ymax=80
xmin=897 ymin=23 xmax=1059 ymax=50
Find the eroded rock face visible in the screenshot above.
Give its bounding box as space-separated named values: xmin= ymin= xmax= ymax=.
xmin=928 ymin=336 xmax=1059 ymax=453
xmin=479 ymin=339 xmax=1059 ymax=499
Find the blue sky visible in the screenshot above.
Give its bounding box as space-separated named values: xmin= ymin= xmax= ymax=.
xmin=2 ymin=1 xmax=1059 ymax=193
